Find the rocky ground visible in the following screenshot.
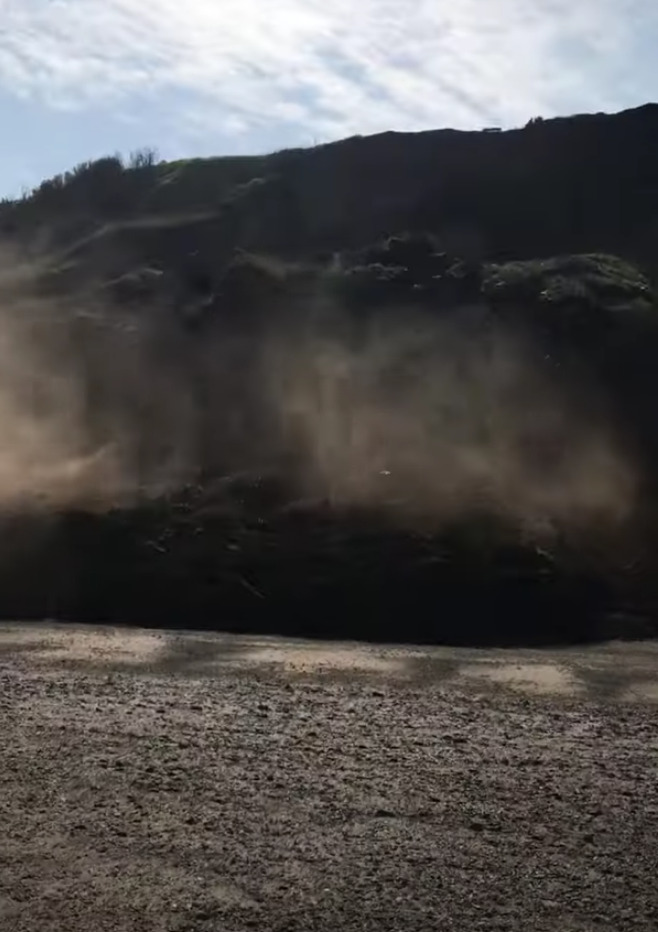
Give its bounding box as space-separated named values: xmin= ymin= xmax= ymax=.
xmin=1 ymin=623 xmax=657 ymax=932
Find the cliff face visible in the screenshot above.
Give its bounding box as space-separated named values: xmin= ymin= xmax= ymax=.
xmin=242 ymin=103 xmax=658 ymax=269
xmin=1 ymin=107 xmax=658 ymax=640
xmin=3 ymin=103 xmax=658 ymax=288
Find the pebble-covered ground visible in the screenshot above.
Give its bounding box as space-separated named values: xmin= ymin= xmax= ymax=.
xmin=1 ymin=624 xmax=657 ymax=932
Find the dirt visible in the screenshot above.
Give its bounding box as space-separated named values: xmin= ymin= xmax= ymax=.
xmin=1 ymin=624 xmax=657 ymax=932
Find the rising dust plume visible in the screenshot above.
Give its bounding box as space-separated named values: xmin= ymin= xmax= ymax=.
xmin=0 ymin=248 xmax=639 ymax=557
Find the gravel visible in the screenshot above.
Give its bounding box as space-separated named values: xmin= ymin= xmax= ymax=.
xmin=1 ymin=624 xmax=657 ymax=932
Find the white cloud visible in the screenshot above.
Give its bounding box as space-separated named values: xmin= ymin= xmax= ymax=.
xmin=0 ymin=0 xmax=653 ymax=145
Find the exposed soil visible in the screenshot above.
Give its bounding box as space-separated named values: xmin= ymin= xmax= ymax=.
xmin=1 ymin=623 xmax=657 ymax=931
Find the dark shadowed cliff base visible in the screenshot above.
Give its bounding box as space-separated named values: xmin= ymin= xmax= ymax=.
xmin=0 ymin=471 xmax=653 ymax=646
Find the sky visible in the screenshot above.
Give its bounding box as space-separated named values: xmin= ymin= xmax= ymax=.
xmin=0 ymin=0 xmax=656 ymax=198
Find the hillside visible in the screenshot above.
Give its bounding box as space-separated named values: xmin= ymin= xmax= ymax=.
xmin=1 ymin=105 xmax=658 ymax=642
xmin=3 ymin=103 xmax=658 ymax=293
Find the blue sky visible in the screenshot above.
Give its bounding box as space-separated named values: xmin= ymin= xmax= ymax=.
xmin=0 ymin=0 xmax=656 ymax=198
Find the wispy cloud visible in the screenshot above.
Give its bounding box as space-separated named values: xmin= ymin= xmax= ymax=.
xmin=0 ymin=0 xmax=655 ymax=147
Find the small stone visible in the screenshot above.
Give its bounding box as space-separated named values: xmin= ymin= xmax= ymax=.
xmin=444 ymin=733 xmax=467 ymax=745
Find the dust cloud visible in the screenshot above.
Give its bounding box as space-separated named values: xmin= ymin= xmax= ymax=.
xmin=265 ymin=308 xmax=637 ymax=543
xmin=0 ymin=247 xmax=639 ymax=553
xmin=0 ymin=252 xmax=198 ymax=509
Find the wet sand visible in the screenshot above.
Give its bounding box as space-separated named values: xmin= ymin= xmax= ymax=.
xmin=1 ymin=623 xmax=657 ymax=931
